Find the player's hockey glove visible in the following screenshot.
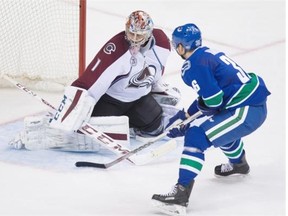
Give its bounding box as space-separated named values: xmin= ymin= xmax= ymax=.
xmin=165 ymin=109 xmax=187 ymax=129
xmin=167 ymin=123 xmax=190 ymax=138
xmin=197 ymin=97 xmax=220 ymax=116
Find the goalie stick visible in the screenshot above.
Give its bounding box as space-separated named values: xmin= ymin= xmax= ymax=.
xmin=3 ymin=75 xmax=185 ymax=165
xmin=75 ymin=110 xmax=203 ymax=169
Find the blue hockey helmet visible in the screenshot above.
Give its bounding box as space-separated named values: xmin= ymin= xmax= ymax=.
xmin=172 ymin=23 xmax=202 ymax=51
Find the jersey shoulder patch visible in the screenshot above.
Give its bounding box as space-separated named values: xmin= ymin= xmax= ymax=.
xmin=100 ymin=31 xmax=130 ymax=58
xmin=153 ymin=29 xmax=171 ymax=51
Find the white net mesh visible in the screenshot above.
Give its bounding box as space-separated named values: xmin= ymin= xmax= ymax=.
xmin=0 ymin=0 xmax=82 ymax=91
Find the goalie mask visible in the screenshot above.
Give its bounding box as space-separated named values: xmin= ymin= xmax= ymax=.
xmin=125 ymin=10 xmax=154 ymax=47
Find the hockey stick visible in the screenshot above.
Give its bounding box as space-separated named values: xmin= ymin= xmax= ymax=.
xmin=75 ymin=110 xmax=203 ymax=169
xmin=129 ymin=139 xmax=178 ymax=165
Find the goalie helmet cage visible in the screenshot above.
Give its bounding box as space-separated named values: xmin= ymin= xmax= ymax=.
xmin=0 ymin=0 xmax=86 ymax=91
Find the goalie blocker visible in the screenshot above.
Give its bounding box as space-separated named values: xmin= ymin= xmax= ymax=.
xmin=49 ymin=86 xmax=96 ymax=132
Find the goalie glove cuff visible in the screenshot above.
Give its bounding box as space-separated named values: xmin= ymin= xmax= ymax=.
xmin=49 ymin=86 xmax=96 ymax=132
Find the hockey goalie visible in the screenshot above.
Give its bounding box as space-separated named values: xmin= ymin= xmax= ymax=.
xmin=9 ymin=10 xmax=182 ymax=153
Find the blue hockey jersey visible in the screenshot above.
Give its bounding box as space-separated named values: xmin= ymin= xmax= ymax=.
xmin=181 ymin=47 xmax=271 ymax=115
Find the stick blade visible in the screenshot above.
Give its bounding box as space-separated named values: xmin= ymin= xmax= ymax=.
xmin=75 ymin=161 xmax=107 ymax=169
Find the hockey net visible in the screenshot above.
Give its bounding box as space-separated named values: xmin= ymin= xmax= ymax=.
xmin=0 ymin=0 xmax=86 ymax=91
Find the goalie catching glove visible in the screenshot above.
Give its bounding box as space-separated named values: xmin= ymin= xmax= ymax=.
xmin=49 ymin=86 xmax=96 ymax=131
xmin=151 ymin=81 xmax=181 ymax=106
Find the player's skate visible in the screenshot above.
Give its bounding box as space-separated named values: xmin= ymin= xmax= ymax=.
xmin=9 ymin=132 xmax=25 ymax=150
xmin=151 ymin=180 xmax=194 ymax=216
xmin=214 ymin=152 xmax=250 ymax=177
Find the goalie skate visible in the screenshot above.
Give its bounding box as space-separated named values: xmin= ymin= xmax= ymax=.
xmin=9 ymin=132 xmax=25 ymax=150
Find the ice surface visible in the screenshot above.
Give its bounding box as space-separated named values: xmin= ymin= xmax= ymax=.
xmin=0 ymin=1 xmax=285 ymax=215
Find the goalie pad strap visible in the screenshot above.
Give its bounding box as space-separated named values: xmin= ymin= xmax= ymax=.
xmin=105 ymin=133 xmax=127 ymax=141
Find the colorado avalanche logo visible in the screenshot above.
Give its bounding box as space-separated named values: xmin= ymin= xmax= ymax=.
xmin=127 ymin=65 xmax=156 ymax=88
xmin=103 ymin=42 xmax=116 ymax=54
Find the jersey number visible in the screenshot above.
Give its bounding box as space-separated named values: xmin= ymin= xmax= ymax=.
xmin=220 ymin=55 xmax=250 ymax=83
xmin=191 ymin=80 xmax=200 ymax=92
xmin=92 ymin=58 xmax=101 ymax=71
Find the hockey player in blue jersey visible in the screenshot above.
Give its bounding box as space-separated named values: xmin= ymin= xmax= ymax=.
xmin=151 ymin=23 xmax=271 ymax=215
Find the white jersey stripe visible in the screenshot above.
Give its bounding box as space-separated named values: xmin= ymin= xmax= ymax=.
xmin=206 ymin=106 xmax=249 ymax=142
xmin=180 ymin=164 xmax=201 ymax=174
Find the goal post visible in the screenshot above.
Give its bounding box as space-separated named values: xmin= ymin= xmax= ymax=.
xmin=79 ymin=0 xmax=86 ymax=77
xmin=0 ymin=0 xmax=86 ymax=91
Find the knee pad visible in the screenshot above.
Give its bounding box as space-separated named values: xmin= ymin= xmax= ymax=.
xmin=184 ymin=126 xmax=211 ymax=152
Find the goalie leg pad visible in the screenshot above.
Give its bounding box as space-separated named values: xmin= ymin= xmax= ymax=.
xmin=9 ymin=115 xmax=51 ymax=150
xmin=9 ymin=115 xmax=101 ymax=152
xmin=10 ymin=115 xmax=130 ymax=152
xmin=131 ymin=104 xmax=181 ymax=140
xmin=161 ymin=104 xmax=182 ymax=131
xmin=89 ymin=115 xmax=130 ymax=148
